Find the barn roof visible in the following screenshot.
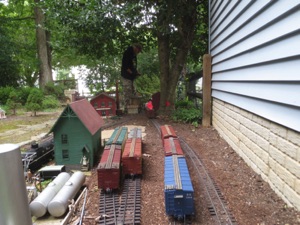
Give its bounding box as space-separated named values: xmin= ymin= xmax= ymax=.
xmin=50 ymin=99 xmax=105 ymax=135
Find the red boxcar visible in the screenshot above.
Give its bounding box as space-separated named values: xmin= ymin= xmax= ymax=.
xmin=163 ymin=137 xmax=184 ymax=156
xmin=97 ymin=144 xmax=122 ymax=190
xmin=160 ymin=125 xmax=177 ymax=143
xmin=122 ymin=138 xmax=142 ymax=176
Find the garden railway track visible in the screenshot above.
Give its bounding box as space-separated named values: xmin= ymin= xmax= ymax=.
xmin=98 ymin=178 xmax=141 ymax=225
xmin=151 ymin=119 xmax=237 ymax=225
xmin=97 ymin=117 xmax=238 ymax=225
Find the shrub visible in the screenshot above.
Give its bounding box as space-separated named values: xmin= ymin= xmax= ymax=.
xmin=43 ymin=82 xmax=65 ymax=101
xmin=6 ymin=90 xmax=22 ymax=115
xmin=171 ymin=100 xmax=202 ymax=127
xmin=42 ymin=95 xmax=61 ymax=109
xmin=25 ymin=88 xmax=44 ymax=116
xmin=0 ymin=86 xmax=14 ymax=105
xmin=18 ymin=87 xmax=33 ymax=105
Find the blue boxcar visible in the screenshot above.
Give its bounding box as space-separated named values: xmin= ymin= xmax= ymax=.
xmin=164 ymin=155 xmax=195 ymax=219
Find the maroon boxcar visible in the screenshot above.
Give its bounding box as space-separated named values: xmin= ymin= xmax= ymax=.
xmin=160 ymin=125 xmax=177 ymax=143
xmin=122 ymin=137 xmax=142 ymax=176
xmin=163 ymin=137 xmax=184 ymax=156
xmin=97 ymin=144 xmax=121 ymax=190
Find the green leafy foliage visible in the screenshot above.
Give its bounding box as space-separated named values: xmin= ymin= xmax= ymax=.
xmin=0 ymin=21 xmax=20 ymax=87
xmin=0 ymin=86 xmax=14 ymax=105
xmin=25 ymin=88 xmax=44 ymax=115
xmin=43 ymin=82 xmax=65 ymax=101
xmin=42 ymin=95 xmax=60 ymax=109
xmin=18 ymin=87 xmax=33 ymax=105
xmin=171 ymin=100 xmax=202 ymax=127
xmin=6 ymin=90 xmax=22 ymax=115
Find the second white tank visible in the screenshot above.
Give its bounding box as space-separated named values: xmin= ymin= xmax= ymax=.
xmin=48 ymin=171 xmax=86 ymax=217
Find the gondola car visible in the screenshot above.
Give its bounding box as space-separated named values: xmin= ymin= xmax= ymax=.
xmin=97 ymin=144 xmax=122 ymax=190
xmin=164 ymin=155 xmax=195 ymax=219
xmin=160 ymin=125 xmax=177 ymax=144
xmin=105 ymin=126 xmax=128 ymax=150
xmin=122 ymin=128 xmax=143 ymax=176
xmin=163 ymin=137 xmax=184 ymax=156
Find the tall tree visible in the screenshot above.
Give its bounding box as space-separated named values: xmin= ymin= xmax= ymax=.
xmin=45 ymin=0 xmax=208 ymax=114
xmin=34 ymin=0 xmax=53 ymax=88
xmin=156 ymin=0 xmax=202 ymax=113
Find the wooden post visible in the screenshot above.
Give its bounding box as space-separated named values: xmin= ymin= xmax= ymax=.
xmin=202 ymin=54 xmax=212 ymax=127
xmin=116 ymin=80 xmax=120 ymax=110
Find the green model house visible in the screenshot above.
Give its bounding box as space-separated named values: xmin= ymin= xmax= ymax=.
xmin=49 ymin=99 xmax=105 ymax=171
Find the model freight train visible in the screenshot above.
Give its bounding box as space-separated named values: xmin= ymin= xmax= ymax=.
xmin=160 ymin=125 xmax=195 ymax=220
xmin=97 ymin=127 xmax=143 ymax=191
xmin=22 ymin=135 xmax=54 ymax=172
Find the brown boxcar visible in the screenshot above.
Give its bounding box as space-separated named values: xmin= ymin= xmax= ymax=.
xmin=163 ymin=137 xmax=184 ymax=156
xmin=97 ymin=144 xmax=122 ymax=190
xmin=122 ymin=137 xmax=142 ymax=176
xmin=160 ymin=125 xmax=177 ymax=143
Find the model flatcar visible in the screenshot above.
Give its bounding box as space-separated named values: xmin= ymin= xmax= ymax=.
xmin=160 ymin=125 xmax=177 ymax=144
xmin=164 ymin=155 xmax=195 ymax=219
xmin=97 ymin=144 xmax=122 ymax=191
xmin=163 ymin=137 xmax=184 ymax=156
xmin=122 ymin=128 xmax=143 ymax=176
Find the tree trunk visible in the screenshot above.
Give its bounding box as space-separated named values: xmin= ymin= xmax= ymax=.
xmin=34 ymin=0 xmax=52 ymax=89
xmin=156 ymin=0 xmax=198 ymax=115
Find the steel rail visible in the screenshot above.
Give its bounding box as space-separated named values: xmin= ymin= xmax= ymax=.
xmin=151 ymin=119 xmax=236 ymax=225
xmin=99 ymin=190 xmax=119 ymax=225
xmin=180 ymin=138 xmax=237 ymax=225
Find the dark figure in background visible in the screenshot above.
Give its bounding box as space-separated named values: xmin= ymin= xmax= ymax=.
xmin=121 ymin=43 xmax=142 ymax=113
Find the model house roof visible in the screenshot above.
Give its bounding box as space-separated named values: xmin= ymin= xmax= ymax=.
xmin=90 ymin=92 xmax=116 ymax=102
xmin=50 ymin=99 xmax=105 ymax=135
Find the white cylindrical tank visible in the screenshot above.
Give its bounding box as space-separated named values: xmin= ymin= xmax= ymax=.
xmin=29 ymin=172 xmax=71 ymax=217
xmin=0 ymin=144 xmax=32 ymax=225
xmin=48 ymin=171 xmax=86 ymax=217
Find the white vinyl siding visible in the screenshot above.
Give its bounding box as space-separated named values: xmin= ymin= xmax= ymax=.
xmin=209 ymin=0 xmax=300 ymax=132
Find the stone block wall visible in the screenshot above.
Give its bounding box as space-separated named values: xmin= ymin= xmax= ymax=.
xmin=212 ymin=98 xmax=300 ymax=210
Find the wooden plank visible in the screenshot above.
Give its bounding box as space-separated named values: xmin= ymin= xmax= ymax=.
xmin=202 ymin=54 xmax=212 ymax=127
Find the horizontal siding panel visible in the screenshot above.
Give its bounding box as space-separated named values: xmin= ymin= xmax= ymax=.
xmin=209 ymin=1 xmax=300 ymax=132
xmin=213 ymin=16 xmax=300 ymax=64
xmin=210 ymin=0 xmax=222 ymax=21
xmin=211 ymin=1 xmax=299 ymax=53
xmin=212 ymin=90 xmax=300 ymax=132
xmin=212 ymin=58 xmax=300 ymax=81
xmin=210 ymin=1 xmax=231 ymax=31
xmin=212 ymin=82 xmax=300 ymax=107
xmin=211 ymin=0 xmax=272 ymax=50
xmin=212 ymin=33 xmax=300 ymax=72
xmin=211 ymin=0 xmax=253 ymax=42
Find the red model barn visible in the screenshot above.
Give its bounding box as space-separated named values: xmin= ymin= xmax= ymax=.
xmin=90 ymin=93 xmax=116 ymax=117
